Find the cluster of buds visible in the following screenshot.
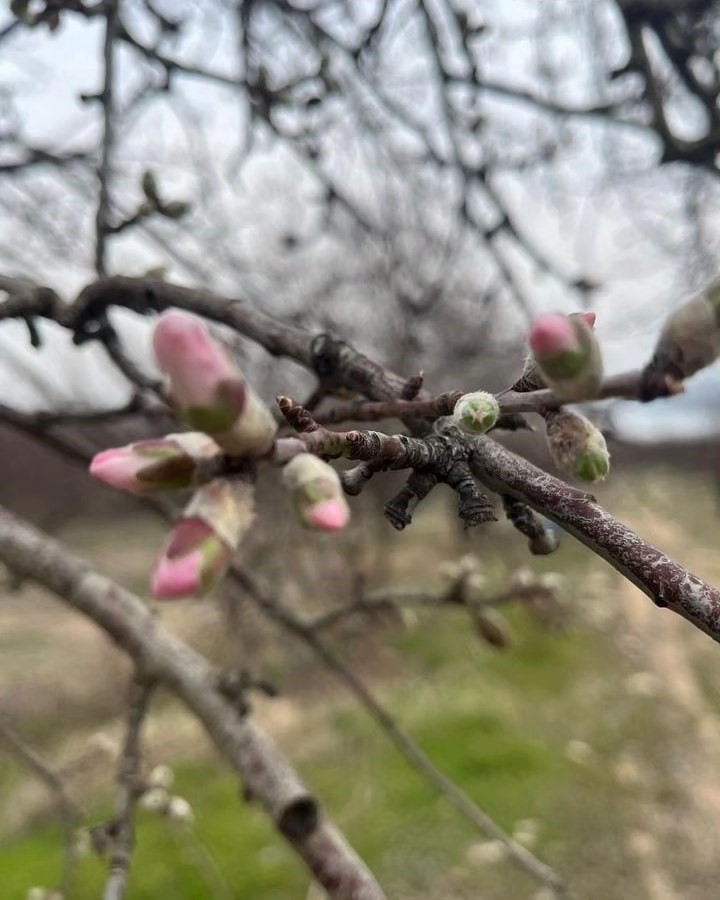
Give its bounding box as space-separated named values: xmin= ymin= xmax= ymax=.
xmin=139 ymin=765 xmax=194 ymax=826
xmin=90 ymin=311 xmax=350 ymax=599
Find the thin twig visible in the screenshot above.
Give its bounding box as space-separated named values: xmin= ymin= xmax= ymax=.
xmin=103 ymin=678 xmax=154 ymax=900
xmin=0 ymin=716 xmax=84 ymax=894
xmin=95 ymin=0 xmax=120 ymax=276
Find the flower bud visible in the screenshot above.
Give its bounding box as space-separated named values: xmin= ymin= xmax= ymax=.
xmin=529 ymin=313 xmax=602 ymax=401
xmin=641 ymin=287 xmax=720 ymax=399
xmin=147 ymin=765 xmax=174 ymax=791
xmin=513 ymin=311 xmax=598 ymax=394
xmin=282 ymin=453 xmax=349 ymax=532
xmin=153 ymin=311 xmax=277 ymax=456
xmin=140 ymin=787 xmax=169 ymax=812
xmin=167 ymin=795 xmax=194 ymax=826
xmin=546 ymin=409 xmax=610 ymax=482
xmin=453 ymin=391 xmax=500 ymax=434
xmin=151 ymin=479 xmax=254 ymax=599
xmin=89 ymin=433 xmax=220 ymax=495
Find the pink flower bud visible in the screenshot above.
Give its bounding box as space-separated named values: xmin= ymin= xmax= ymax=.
xmin=528 ymin=312 xmax=603 ymax=401
xmin=529 ymin=314 xmax=580 ymax=358
xmin=153 ymin=312 xmax=277 ymax=456
xmin=282 ymin=453 xmax=350 ymax=532
xmin=151 ymin=479 xmax=255 ymax=600
xmin=512 ymin=311 xmax=597 ymax=394
xmin=89 ymin=433 xmax=220 ymax=495
xmin=151 ymin=518 xmax=230 ymax=599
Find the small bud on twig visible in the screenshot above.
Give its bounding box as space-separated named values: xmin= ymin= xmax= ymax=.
xmin=641 ymin=285 xmax=720 ymax=399
xmin=282 ymin=454 xmax=350 ymax=532
xmin=452 ymin=391 xmax=500 ymax=434
xmin=513 ymin=312 xmax=596 ymax=393
xmin=89 ymin=433 xmax=221 ymax=495
xmin=153 ymin=312 xmax=277 ymax=456
xmin=528 ymin=312 xmax=602 ymax=400
xmin=545 ymin=410 xmax=610 ymax=482
xmin=151 ymin=479 xmax=254 ymax=599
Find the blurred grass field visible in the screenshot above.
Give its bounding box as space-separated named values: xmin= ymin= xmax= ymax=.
xmin=2 ymin=466 xmax=720 ymax=899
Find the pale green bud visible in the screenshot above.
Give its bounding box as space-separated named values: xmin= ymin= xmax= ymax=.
xmin=546 ymin=410 xmax=610 ymax=483
xmin=453 ymin=391 xmax=500 ymax=434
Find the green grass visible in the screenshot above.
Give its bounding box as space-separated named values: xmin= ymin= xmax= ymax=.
xmin=0 ymin=601 xmax=645 ymax=900
xmin=5 ymin=468 xmax=720 ymax=898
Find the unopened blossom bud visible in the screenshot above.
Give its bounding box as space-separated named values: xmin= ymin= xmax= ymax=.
xmin=167 ymin=795 xmax=194 ymax=826
xmin=153 ymin=311 xmax=277 ymax=456
xmin=510 ymin=566 xmax=535 ymax=589
xmin=140 ymin=787 xmax=169 ymax=812
xmin=147 ymin=765 xmax=174 ymax=791
xmin=529 ymin=313 xmax=602 ymax=401
xmin=151 ymin=479 xmax=254 ymax=599
xmin=89 ymin=433 xmax=220 ymax=495
xmin=453 ymin=391 xmax=500 ymax=434
xmin=546 ymin=409 xmax=610 ymax=482
xmin=641 ymin=284 xmax=720 ymax=399
xmin=282 ymin=453 xmax=350 ymax=532
xmin=513 ymin=312 xmax=597 ymax=393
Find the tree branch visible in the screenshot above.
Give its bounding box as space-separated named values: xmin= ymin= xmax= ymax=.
xmin=0 ymin=505 xmax=385 ymax=900
xmin=471 ymin=435 xmax=720 ymax=642
xmin=103 ymin=679 xmax=153 ymax=900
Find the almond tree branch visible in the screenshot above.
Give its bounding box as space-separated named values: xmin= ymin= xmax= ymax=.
xmin=471 ymin=435 xmax=720 ymax=642
xmin=0 ymin=505 xmax=385 ymax=900
xmin=95 ymin=0 xmax=120 ymax=276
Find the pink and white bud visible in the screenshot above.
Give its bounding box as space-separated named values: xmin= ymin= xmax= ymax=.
xmin=282 ymin=453 xmax=349 ymax=532
xmin=151 ymin=479 xmax=255 ymax=599
xmin=89 ymin=433 xmax=220 ymax=495
xmin=453 ymin=391 xmax=500 ymax=434
xmin=529 ymin=313 xmax=603 ymax=401
xmin=153 ymin=311 xmax=277 ymax=456
xmin=512 ymin=311 xmax=598 ymax=394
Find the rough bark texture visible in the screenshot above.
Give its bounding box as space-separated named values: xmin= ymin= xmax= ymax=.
xmin=471 ymin=436 xmax=720 ymax=642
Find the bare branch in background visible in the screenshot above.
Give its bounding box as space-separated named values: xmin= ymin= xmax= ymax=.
xmin=0 ymin=716 xmax=84 ymax=894
xmin=103 ymin=679 xmax=153 ymax=900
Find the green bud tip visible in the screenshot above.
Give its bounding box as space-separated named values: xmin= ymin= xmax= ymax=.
xmin=453 ymin=391 xmax=500 ymax=434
